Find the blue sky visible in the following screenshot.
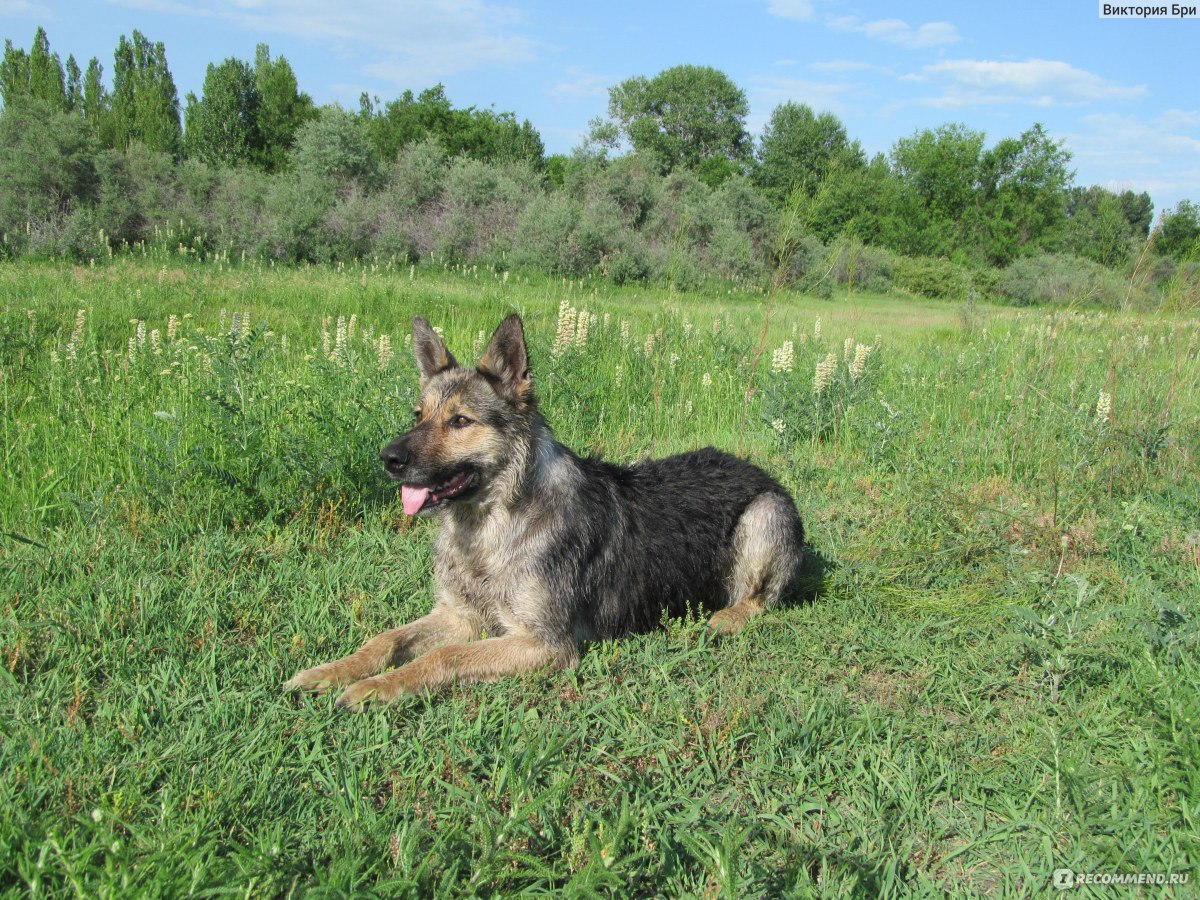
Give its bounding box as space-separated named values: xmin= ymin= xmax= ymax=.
xmin=4 ymin=0 xmax=1198 ymax=215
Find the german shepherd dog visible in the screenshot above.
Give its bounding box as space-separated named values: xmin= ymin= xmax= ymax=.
xmin=285 ymin=315 xmax=804 ymax=710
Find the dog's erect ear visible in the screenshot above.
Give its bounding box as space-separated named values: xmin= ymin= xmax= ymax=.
xmin=479 ymin=314 xmax=533 ymax=404
xmin=411 ymin=316 xmax=458 ymax=385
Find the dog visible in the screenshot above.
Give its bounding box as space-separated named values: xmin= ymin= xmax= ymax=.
xmin=284 ymin=314 xmax=804 ymax=710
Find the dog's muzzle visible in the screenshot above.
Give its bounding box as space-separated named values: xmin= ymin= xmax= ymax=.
xmin=380 ymin=439 xmax=411 ymax=479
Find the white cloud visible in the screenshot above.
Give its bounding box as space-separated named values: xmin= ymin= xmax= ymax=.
xmin=1063 ymin=113 xmax=1200 ymax=213
xmin=829 ymin=16 xmax=959 ymax=48
xmin=547 ymin=67 xmax=610 ymax=103
xmin=767 ymin=0 xmax=814 ymax=22
xmin=0 ymin=0 xmax=54 ymax=16
xmin=917 ymin=59 xmax=1147 ymax=107
xmin=748 ymin=75 xmax=861 ymax=133
xmin=809 ymin=59 xmax=892 ymax=75
xmin=105 ymin=0 xmax=536 ymax=83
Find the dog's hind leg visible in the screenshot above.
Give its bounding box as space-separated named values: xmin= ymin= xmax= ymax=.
xmin=284 ymin=605 xmax=479 ymax=693
xmin=708 ymin=493 xmax=803 ymax=635
xmin=334 ymin=633 xmax=579 ymax=711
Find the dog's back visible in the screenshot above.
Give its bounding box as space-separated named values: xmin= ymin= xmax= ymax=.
xmin=529 ymin=446 xmax=804 ymax=639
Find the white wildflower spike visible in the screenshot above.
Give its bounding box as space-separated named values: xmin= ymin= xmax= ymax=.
xmin=1095 ymin=389 xmax=1112 ymax=426
xmin=814 ymin=316 xmax=822 ymax=342
xmin=849 ymin=343 xmax=871 ymax=381
xmin=702 ymin=372 xmax=712 ymax=388
xmin=843 ymin=336 xmax=854 ymax=362
xmin=620 ymin=320 xmax=631 ymax=345
xmin=377 ymin=333 xmax=394 ymax=371
xmin=771 ymin=340 xmax=794 ymax=374
xmin=167 ymin=314 xmax=179 ymax=342
xmin=643 ymin=332 xmax=656 ymax=356
xmin=575 ymin=310 xmax=591 ymax=347
xmin=771 ymin=418 xmax=786 ymax=435
xmin=472 ymin=330 xmax=485 ymax=360
xmin=813 ymin=352 xmax=838 ymax=396
xmin=552 ymin=299 xmax=577 ymax=356
xmin=66 ymin=308 xmax=86 ymax=361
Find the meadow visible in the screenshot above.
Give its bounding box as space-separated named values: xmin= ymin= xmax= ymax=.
xmin=1 ymin=258 xmax=1198 ymax=896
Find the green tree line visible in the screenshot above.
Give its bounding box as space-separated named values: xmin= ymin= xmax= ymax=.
xmin=2 ymin=28 xmax=1197 ymax=303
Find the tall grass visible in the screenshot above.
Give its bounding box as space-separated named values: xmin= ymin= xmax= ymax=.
xmin=2 ymin=259 xmax=1198 ymax=895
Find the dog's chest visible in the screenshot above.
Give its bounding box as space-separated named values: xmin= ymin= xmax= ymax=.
xmin=435 ymin=508 xmax=548 ymax=631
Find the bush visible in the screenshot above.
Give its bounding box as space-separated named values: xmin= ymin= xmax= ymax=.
xmin=894 ymin=256 xmax=969 ymax=300
xmin=997 ymin=253 xmax=1135 ymax=308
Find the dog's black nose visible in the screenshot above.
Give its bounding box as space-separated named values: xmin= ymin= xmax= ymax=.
xmin=380 ymin=444 xmax=410 ymax=473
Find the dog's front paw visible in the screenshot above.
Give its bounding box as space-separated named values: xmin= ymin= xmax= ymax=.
xmin=335 ymin=675 xmax=394 ymax=712
xmin=283 ymin=664 xmax=342 ymax=694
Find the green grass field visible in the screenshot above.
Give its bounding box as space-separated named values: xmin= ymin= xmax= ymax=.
xmin=2 ymin=259 xmax=1198 ymax=896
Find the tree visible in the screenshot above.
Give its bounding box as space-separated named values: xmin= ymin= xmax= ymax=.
xmin=28 ymin=27 xmax=67 ymax=111
xmin=2 ymin=28 xmax=70 ymax=111
xmin=1155 ymin=200 xmax=1200 ymax=260
xmin=184 ymin=57 xmax=260 ymax=167
xmin=110 ymin=31 xmax=181 ymax=154
xmin=254 ymin=45 xmax=314 ymax=172
xmin=0 ymin=98 xmax=97 ymax=230
xmin=1063 ymin=186 xmax=1149 ymax=266
xmin=291 ymin=105 xmax=379 ymax=188
xmin=590 ymin=65 xmax=751 ymax=177
xmin=754 ymin=102 xmax=865 ymax=205
xmin=972 ymin=124 xmax=1072 ymax=264
xmin=81 ymin=58 xmax=108 ymax=140
xmin=888 ymin=123 xmax=985 ymax=257
xmin=360 ymin=84 xmax=543 ymax=168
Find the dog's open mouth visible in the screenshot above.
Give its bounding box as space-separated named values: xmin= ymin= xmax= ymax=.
xmin=401 ymin=472 xmax=474 ymax=515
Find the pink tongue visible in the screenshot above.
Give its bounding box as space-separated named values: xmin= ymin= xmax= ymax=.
xmin=401 ymin=485 xmax=431 ymax=516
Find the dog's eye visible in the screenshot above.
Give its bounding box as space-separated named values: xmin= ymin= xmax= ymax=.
xmin=449 ymin=414 xmax=473 ymax=429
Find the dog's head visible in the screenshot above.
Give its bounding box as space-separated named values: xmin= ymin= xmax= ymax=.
xmin=380 ymin=314 xmax=537 ymax=516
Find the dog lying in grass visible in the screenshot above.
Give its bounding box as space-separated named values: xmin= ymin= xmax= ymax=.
xmin=285 ymin=314 xmax=804 ymax=710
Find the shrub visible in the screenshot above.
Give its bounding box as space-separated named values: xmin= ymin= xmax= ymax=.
xmin=997 ymin=253 xmax=1134 ymax=308
xmin=894 ymin=256 xmax=969 ymax=300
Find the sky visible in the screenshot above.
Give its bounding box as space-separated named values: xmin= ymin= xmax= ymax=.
xmin=3 ymin=0 xmax=1198 ymax=216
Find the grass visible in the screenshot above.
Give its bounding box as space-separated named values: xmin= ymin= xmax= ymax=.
xmin=2 ymin=257 xmax=1199 ymax=896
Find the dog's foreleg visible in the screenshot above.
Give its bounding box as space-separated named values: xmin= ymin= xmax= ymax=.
xmin=283 ymin=606 xmax=478 ymax=694
xmin=333 ymin=634 xmax=578 ymax=711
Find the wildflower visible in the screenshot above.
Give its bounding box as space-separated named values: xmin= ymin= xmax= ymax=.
xmin=643 ymin=332 xmax=656 ymax=356
xmin=814 ymin=316 xmax=822 ymax=342
xmin=813 ymin=352 xmax=837 ymax=396
xmin=136 ymin=319 xmax=147 ymax=349
xmin=702 ymin=372 xmax=712 ymax=388
xmin=669 ymin=353 xmax=680 ymax=369
xmin=377 ymin=333 xmax=394 ymax=371
xmin=849 ymin=343 xmax=871 ymax=381
xmin=552 ymin=300 xmax=577 ymax=356
xmin=167 ymin=314 xmax=179 ymax=342
xmin=1094 ymin=389 xmax=1112 ymax=426
xmin=472 ymin=330 xmax=485 ymax=359
xmin=685 ymin=400 xmax=693 ymax=416
xmin=770 ymin=418 xmax=786 ymax=435
xmin=575 ymin=310 xmax=591 ymax=347
xmin=684 ymin=319 xmax=693 ymax=338
xmin=771 ymin=340 xmax=794 ymax=374
xmin=843 ymin=336 xmax=854 ymax=362
xmin=66 ymin=308 xmax=86 ymax=361
xmin=712 ymin=317 xmax=722 ymax=336
xmin=150 ymin=329 xmax=163 ymax=356
xmin=615 ymin=364 xmax=624 ymax=387
xmin=620 ymin=320 xmax=631 ymax=346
